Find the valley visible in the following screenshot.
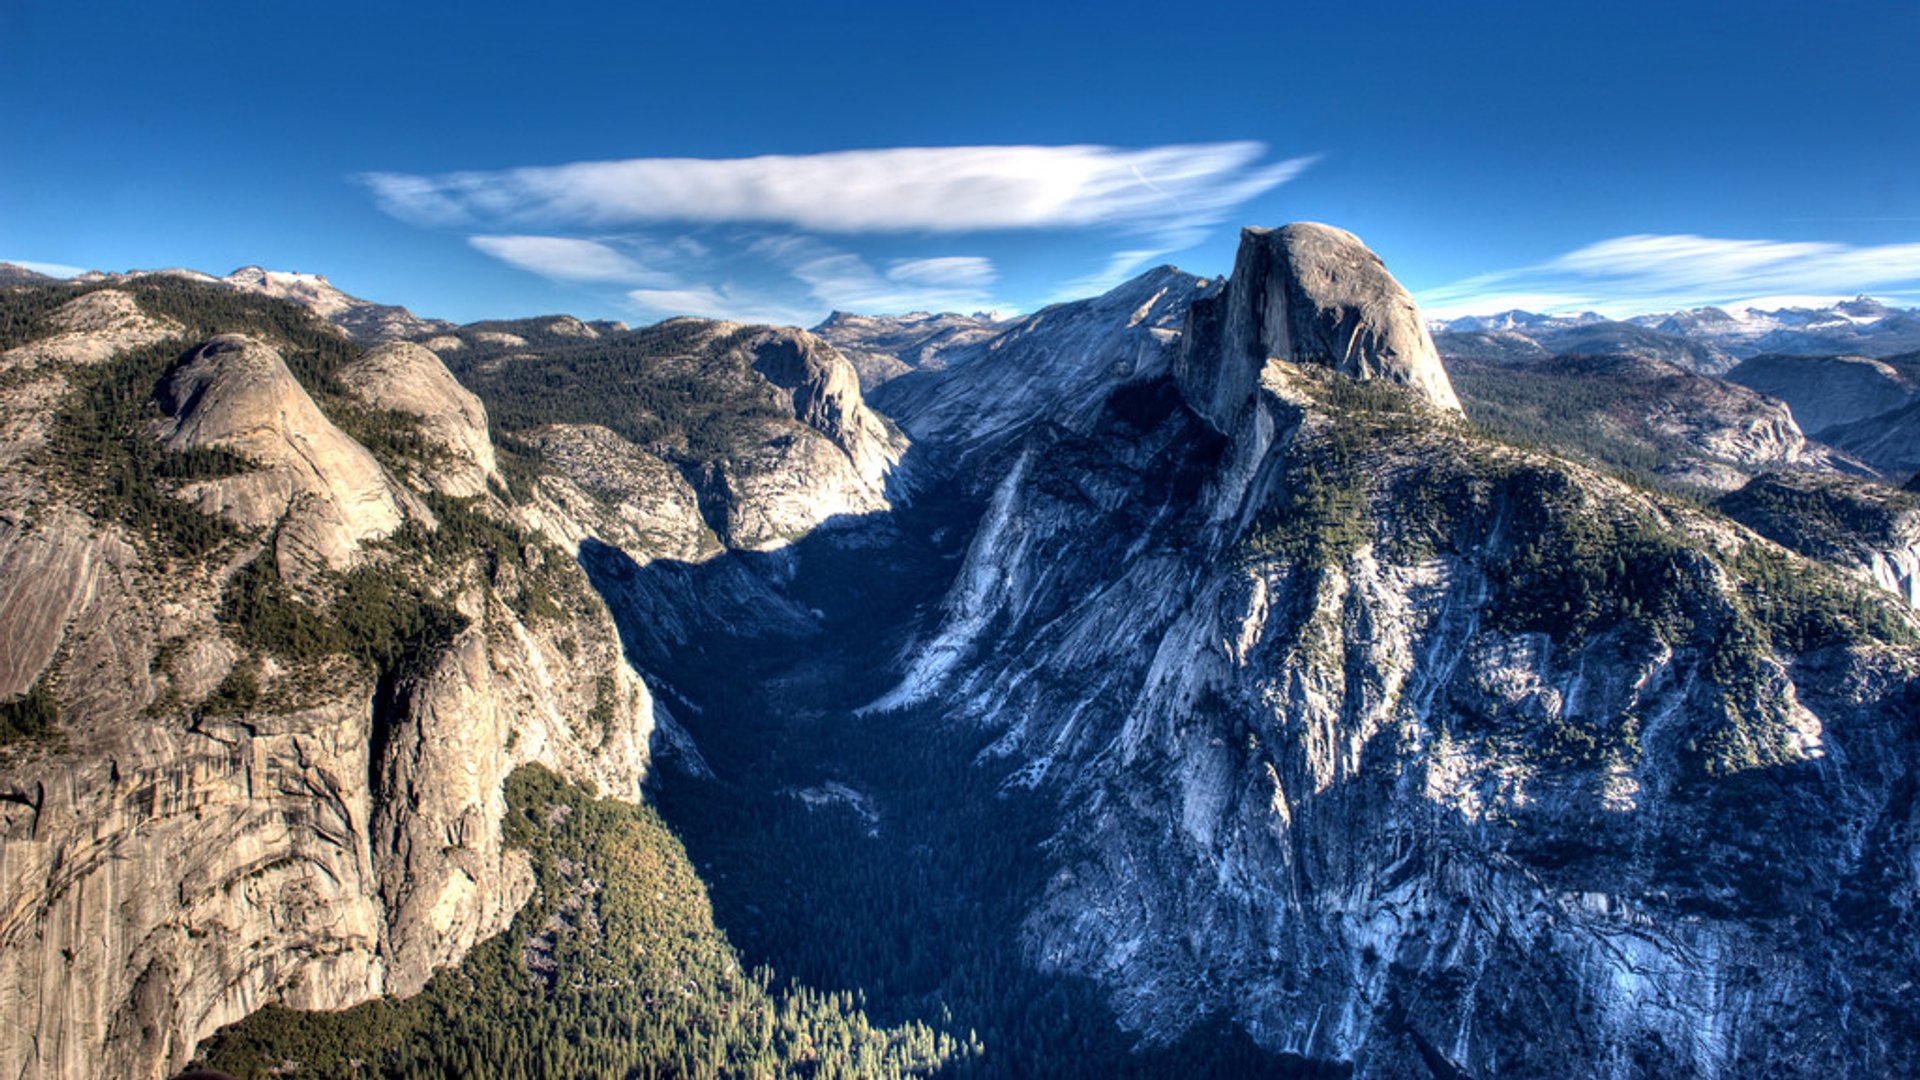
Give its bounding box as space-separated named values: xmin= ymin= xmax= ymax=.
xmin=2 ymin=224 xmax=1918 ymax=1079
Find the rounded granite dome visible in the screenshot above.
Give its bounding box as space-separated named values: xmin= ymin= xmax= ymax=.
xmin=1176 ymin=221 xmax=1462 ymax=430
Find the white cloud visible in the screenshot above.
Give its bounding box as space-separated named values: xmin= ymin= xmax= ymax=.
xmin=625 ymin=284 xmax=810 ymax=326
xmin=373 ymin=143 xmax=1317 ymax=322
xmin=1053 ymin=248 xmax=1175 ymax=301
xmin=360 ymin=173 xmax=472 ymax=229
xmin=363 ymin=143 xmax=1317 ymax=237
xmin=887 ymin=256 xmax=996 ymax=290
xmin=725 ymin=234 xmax=1001 ymax=314
xmin=1418 ymin=233 xmax=1920 ymax=317
xmin=468 ymin=235 xmax=674 ymax=284
xmin=3 ymin=258 xmax=89 ymax=278
xmin=1417 ymin=292 xmax=1600 ymax=321
xmin=789 ymin=250 xmax=999 ymax=315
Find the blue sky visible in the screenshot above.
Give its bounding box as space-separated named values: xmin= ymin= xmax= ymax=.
xmin=4 ymin=1 xmax=1917 ymax=325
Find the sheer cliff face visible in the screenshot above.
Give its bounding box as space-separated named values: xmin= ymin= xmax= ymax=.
xmin=0 ymin=284 xmax=922 ymax=1080
xmin=0 ymin=290 xmax=653 ymax=1080
xmin=8 ymin=228 xmax=1920 ymax=1080
xmin=1176 ymin=223 xmax=1462 ymax=428
xmin=875 ymin=226 xmax=1920 ymax=1077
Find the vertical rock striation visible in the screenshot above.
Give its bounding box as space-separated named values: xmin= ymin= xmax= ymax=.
xmin=0 ymin=295 xmax=656 ymax=1080
xmin=1176 ymin=222 xmax=1462 ymax=431
xmin=870 ymin=223 xmax=1920 ymax=1077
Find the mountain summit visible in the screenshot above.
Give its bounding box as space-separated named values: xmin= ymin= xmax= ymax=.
xmin=4 ymin=226 xmax=1919 ymax=1080
xmin=1178 ymin=222 xmax=1463 ymax=426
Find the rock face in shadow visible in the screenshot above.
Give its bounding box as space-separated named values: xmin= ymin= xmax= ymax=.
xmin=859 ymin=223 xmax=1920 ymax=1078
xmin=1725 ymin=352 xmax=1920 ymax=435
xmin=1176 ymin=223 xmax=1462 ymax=430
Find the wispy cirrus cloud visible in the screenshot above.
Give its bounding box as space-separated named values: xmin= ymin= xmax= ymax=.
xmin=363 ymin=144 xmax=1316 ymax=237
xmin=744 ymin=236 xmax=1002 ymax=315
xmin=886 ymin=256 xmax=996 ymax=291
xmin=624 ymin=283 xmax=811 ymax=326
xmin=468 ymin=235 xmax=674 ymax=285
xmin=1419 ymin=233 xmax=1920 ymax=318
xmin=1052 ymin=247 xmax=1183 ymax=301
xmin=365 ymin=143 xmax=1318 ymax=323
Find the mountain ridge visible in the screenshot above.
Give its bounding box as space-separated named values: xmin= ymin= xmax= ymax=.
xmin=3 ymin=226 xmax=1918 ymax=1079
xmin=1434 ymin=296 xmax=1920 ymax=367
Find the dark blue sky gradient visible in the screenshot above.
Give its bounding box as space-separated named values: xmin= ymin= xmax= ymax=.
xmin=4 ymin=0 xmax=1916 ymax=321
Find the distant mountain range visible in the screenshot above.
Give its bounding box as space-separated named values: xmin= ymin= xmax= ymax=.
xmin=1433 ymin=296 xmax=1920 ymax=371
xmin=5 ymin=230 xmax=1920 ymax=1080
xmin=0 ymin=261 xmax=456 ymax=343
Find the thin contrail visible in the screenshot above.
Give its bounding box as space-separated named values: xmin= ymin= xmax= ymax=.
xmin=1130 ymin=164 xmax=1184 ymax=209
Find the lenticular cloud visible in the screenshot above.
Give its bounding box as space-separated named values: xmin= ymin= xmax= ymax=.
xmin=361 ymin=144 xmax=1317 ymax=236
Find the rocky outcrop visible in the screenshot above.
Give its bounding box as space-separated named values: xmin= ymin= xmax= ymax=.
xmin=1429 ymin=327 xmax=1552 ymax=364
xmin=878 ymin=373 xmax=1918 ymax=1079
xmin=368 ymin=581 xmax=654 ymax=997
xmin=1434 ymin=322 xmax=1739 ymax=374
xmin=746 ymin=328 xmax=903 ymax=492
xmin=219 ymin=266 xmax=452 ymax=343
xmin=14 ymin=237 xmax=1920 ymax=1080
xmin=0 ymin=264 xmax=53 ymax=287
xmin=0 ymin=566 xmax=652 ymax=1080
xmin=515 ymin=423 xmax=716 ymax=562
xmin=3 ymin=695 xmax=391 ymax=1080
xmin=1176 ymin=223 xmax=1463 ymax=429
xmin=0 ymin=284 xmax=658 ymax=1080
xmin=1599 ymin=357 xmax=1817 ymax=483
xmin=1723 ymin=470 xmax=1920 ymax=608
xmin=1433 ymin=301 xmax=1920 ymax=372
xmin=0 ymin=290 xmax=179 ymax=374
xmin=155 ymin=334 xmax=411 ymax=577
xmin=812 ymin=310 xmax=1003 ymax=391
xmin=444 ymin=317 xmax=910 ymax=553
xmin=0 ymin=512 xmax=116 ymax=698
xmin=1639 ymin=299 xmax=1920 ymax=361
xmin=671 ymin=325 xmax=909 ymax=550
xmin=337 ymin=341 xmax=499 ymax=497
xmin=1446 ymin=351 xmax=1872 ymax=491
xmin=860 ymin=225 xmax=1919 ymax=1078
xmin=1532 ymin=320 xmax=1737 ymax=373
